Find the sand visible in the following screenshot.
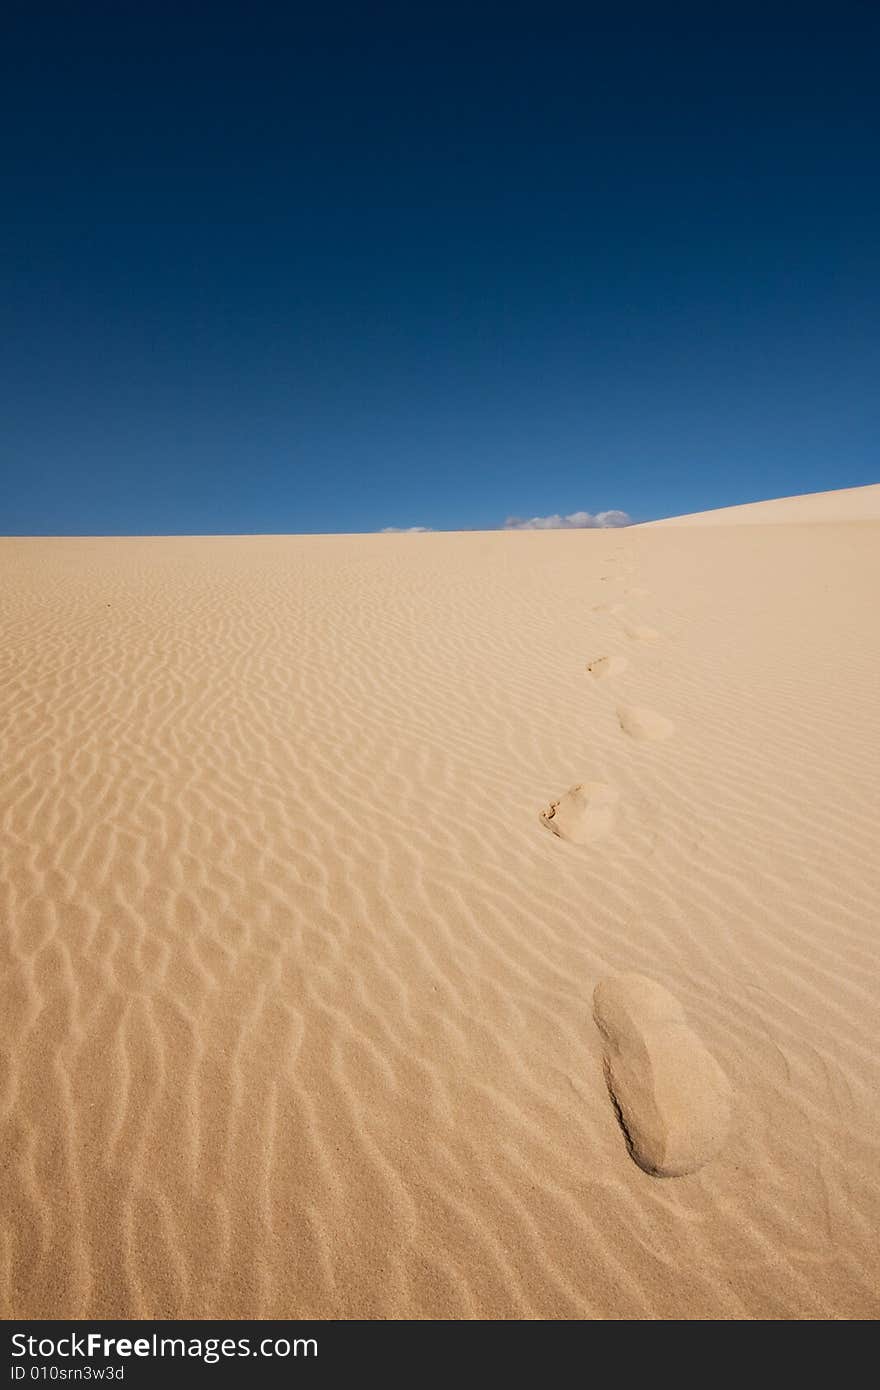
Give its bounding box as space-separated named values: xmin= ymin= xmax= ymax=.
xmin=1 ymin=484 xmax=879 ymax=1319
xmin=647 ymin=480 xmax=880 ymax=526
xmin=593 ymin=973 xmax=733 ymax=1178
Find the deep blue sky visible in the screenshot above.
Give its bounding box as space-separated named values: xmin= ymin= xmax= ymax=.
xmin=2 ymin=5 xmax=878 ymax=534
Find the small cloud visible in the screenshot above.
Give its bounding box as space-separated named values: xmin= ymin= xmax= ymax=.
xmin=504 ymin=509 xmax=631 ymax=531
xmin=380 ymin=525 xmax=433 ymax=533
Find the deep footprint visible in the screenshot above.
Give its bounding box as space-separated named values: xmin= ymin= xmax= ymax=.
xmin=592 ymin=973 xmax=732 ymax=1177
xmin=540 ymin=782 xmax=618 ymax=844
xmin=587 ymin=655 xmax=628 ymax=680
xmin=617 ymin=704 xmax=674 ymax=741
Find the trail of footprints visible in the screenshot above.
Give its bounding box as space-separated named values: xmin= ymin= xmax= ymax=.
xmin=540 ymin=571 xmax=673 ymax=845
xmin=540 ymin=563 xmax=732 ymax=1178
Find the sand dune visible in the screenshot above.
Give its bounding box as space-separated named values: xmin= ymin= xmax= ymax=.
xmin=1 ymin=487 xmax=879 ymax=1318
xmin=646 ymin=480 xmax=880 ymax=526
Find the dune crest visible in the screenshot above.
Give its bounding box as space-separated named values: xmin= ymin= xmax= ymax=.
xmin=644 ymin=481 xmax=880 ymax=527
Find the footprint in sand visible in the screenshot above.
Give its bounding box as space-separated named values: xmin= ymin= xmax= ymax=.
xmin=587 ymin=655 xmax=628 ymax=680
xmin=540 ymin=782 xmax=618 ymax=845
xmin=624 ymin=623 xmax=661 ymax=644
xmin=617 ymin=704 xmax=674 ymax=741
xmin=592 ymin=973 xmax=732 ymax=1177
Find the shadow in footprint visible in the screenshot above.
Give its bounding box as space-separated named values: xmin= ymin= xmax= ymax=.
xmin=593 ymin=973 xmax=732 ymax=1177
xmin=587 ymin=655 xmax=628 ymax=680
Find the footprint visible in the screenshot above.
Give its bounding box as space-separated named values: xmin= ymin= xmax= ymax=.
xmin=592 ymin=973 xmax=732 ymax=1177
xmin=617 ymin=704 xmax=674 ymax=741
xmin=540 ymin=782 xmax=618 ymax=845
xmin=624 ymin=623 xmax=660 ymax=644
xmin=587 ymin=655 xmax=627 ymax=680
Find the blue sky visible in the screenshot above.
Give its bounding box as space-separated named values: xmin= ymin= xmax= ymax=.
xmin=2 ymin=6 xmax=878 ymax=534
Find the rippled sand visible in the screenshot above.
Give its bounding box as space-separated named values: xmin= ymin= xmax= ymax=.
xmin=2 ymin=486 xmax=879 ymax=1318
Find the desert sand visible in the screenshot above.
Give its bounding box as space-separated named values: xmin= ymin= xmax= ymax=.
xmin=1 ymin=485 xmax=879 ymax=1319
xmin=647 ymin=480 xmax=880 ymax=526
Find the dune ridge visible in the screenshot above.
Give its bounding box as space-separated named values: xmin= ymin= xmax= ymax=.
xmin=645 ymin=481 xmax=880 ymax=526
xmin=1 ymin=488 xmax=879 ymax=1319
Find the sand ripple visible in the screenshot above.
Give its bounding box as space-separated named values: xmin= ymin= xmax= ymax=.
xmin=1 ymin=519 xmax=879 ymax=1318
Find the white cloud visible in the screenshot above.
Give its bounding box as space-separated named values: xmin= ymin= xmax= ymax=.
xmin=378 ymin=510 xmax=630 ymax=533
xmin=504 ymin=509 xmax=631 ymax=530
